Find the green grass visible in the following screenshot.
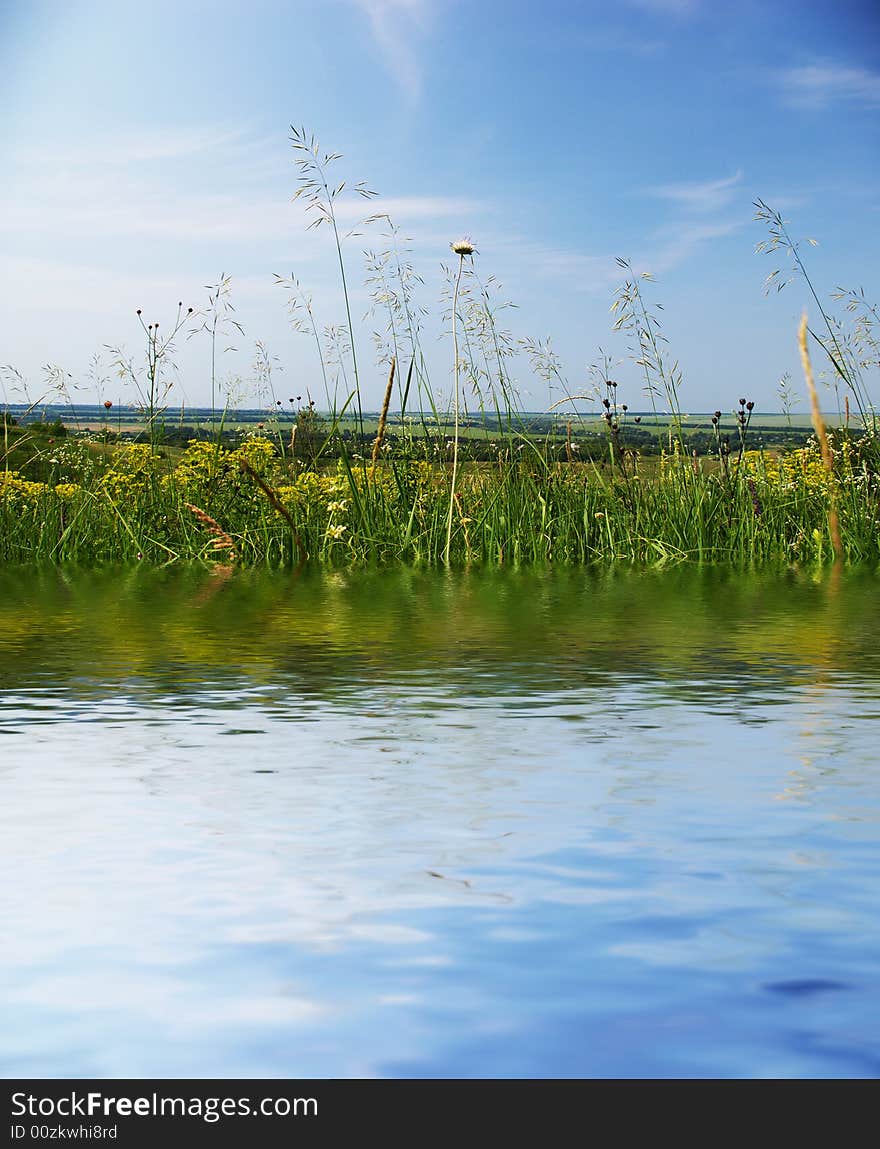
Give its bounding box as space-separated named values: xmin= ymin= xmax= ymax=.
xmin=2 ymin=131 xmax=878 ymax=571
xmin=2 ymin=427 xmax=878 ymax=569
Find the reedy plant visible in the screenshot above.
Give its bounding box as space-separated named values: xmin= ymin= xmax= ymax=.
xmin=522 ymin=335 xmax=577 ymax=424
xmin=611 ymin=258 xmax=685 ymax=441
xmin=443 ymin=238 xmax=475 ymax=565
xmin=777 ymin=371 xmax=799 ymax=427
xmin=755 ymin=199 xmax=875 ymax=429
xmin=439 ymin=258 xmax=520 ymax=457
xmin=250 ymin=340 xmax=288 ymax=457
xmin=188 ymin=274 xmax=244 ymax=431
xmin=289 ymin=125 xmax=378 ymax=442
xmin=107 ymin=302 xmax=192 ymax=450
xmin=466 ymin=271 xmax=519 ymax=420
xmin=273 ymin=273 xmax=332 ymax=411
xmin=1 ymin=365 xmax=58 ymax=474
xmin=364 ymin=215 xmax=429 ymax=421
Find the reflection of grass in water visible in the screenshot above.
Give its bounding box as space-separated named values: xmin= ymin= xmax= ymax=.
xmin=0 ymin=566 xmax=876 ymax=699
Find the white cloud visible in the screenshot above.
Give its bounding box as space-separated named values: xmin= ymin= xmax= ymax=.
xmin=490 ymin=240 xmax=621 ymax=295
xmin=14 ymin=126 xmax=255 ymax=168
xmin=0 ymin=119 xmax=491 ymax=401
xmin=650 ymin=218 xmax=743 ymax=274
xmin=648 ymin=170 xmax=743 ymax=214
xmin=0 ymin=121 xmax=479 ymax=248
xmin=351 ymin=0 xmax=433 ymax=101
xmin=776 ymin=60 xmax=880 ymax=110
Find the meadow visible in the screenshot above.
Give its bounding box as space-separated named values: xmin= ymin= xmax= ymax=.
xmin=1 ymin=134 xmax=878 ymax=571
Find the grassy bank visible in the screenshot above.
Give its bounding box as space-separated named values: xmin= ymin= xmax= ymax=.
xmin=1 ymin=425 xmax=878 ymax=567
xmin=2 ymin=133 xmax=878 ymax=570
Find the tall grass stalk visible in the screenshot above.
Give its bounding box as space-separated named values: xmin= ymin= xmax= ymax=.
xmin=444 ymin=242 xmax=472 ymax=565
xmin=290 ymin=126 xmax=378 ymax=445
xmin=798 ymin=313 xmax=842 ymax=561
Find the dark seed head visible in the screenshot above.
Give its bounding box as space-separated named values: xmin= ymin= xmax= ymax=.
xmin=746 ymin=400 xmax=754 ymax=411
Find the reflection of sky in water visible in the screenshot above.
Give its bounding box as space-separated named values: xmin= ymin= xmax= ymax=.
xmin=1 ymin=569 xmax=880 ymax=1077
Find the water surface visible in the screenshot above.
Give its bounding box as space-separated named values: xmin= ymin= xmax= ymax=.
xmin=1 ymin=566 xmax=879 ymax=1077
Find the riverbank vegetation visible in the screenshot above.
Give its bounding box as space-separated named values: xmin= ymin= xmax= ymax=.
xmin=1 ymin=133 xmax=877 ymax=569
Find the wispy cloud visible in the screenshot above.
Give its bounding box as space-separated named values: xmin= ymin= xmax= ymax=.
xmin=776 ymin=60 xmax=880 ymax=110
xmin=496 ymin=241 xmax=621 ymax=295
xmin=648 ymin=170 xmax=743 ymax=214
xmin=351 ymin=0 xmax=433 ymax=102
xmin=1 ymin=122 xmax=477 ymax=248
xmin=640 ymin=168 xmax=745 ymax=272
xmin=9 ymin=126 xmax=259 ymax=174
xmin=650 ymin=218 xmax=743 ymax=274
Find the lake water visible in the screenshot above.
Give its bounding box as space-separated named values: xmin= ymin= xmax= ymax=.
xmin=1 ymin=566 xmax=879 ymax=1078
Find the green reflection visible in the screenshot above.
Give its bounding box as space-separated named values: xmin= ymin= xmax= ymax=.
xmin=1 ymin=566 xmax=879 ymax=701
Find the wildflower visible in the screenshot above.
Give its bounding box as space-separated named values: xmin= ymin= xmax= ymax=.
xmin=327 ymin=524 xmax=347 ymax=540
xmin=450 ymin=237 xmax=476 ymax=256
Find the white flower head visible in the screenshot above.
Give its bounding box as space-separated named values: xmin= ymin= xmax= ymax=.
xmin=450 ymin=237 xmax=476 ymax=257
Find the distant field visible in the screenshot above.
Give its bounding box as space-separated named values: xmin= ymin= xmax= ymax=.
xmin=5 ymin=404 xmax=846 ymax=434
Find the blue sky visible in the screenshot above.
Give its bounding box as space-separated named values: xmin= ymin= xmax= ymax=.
xmin=1 ymin=0 xmax=878 ymax=412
